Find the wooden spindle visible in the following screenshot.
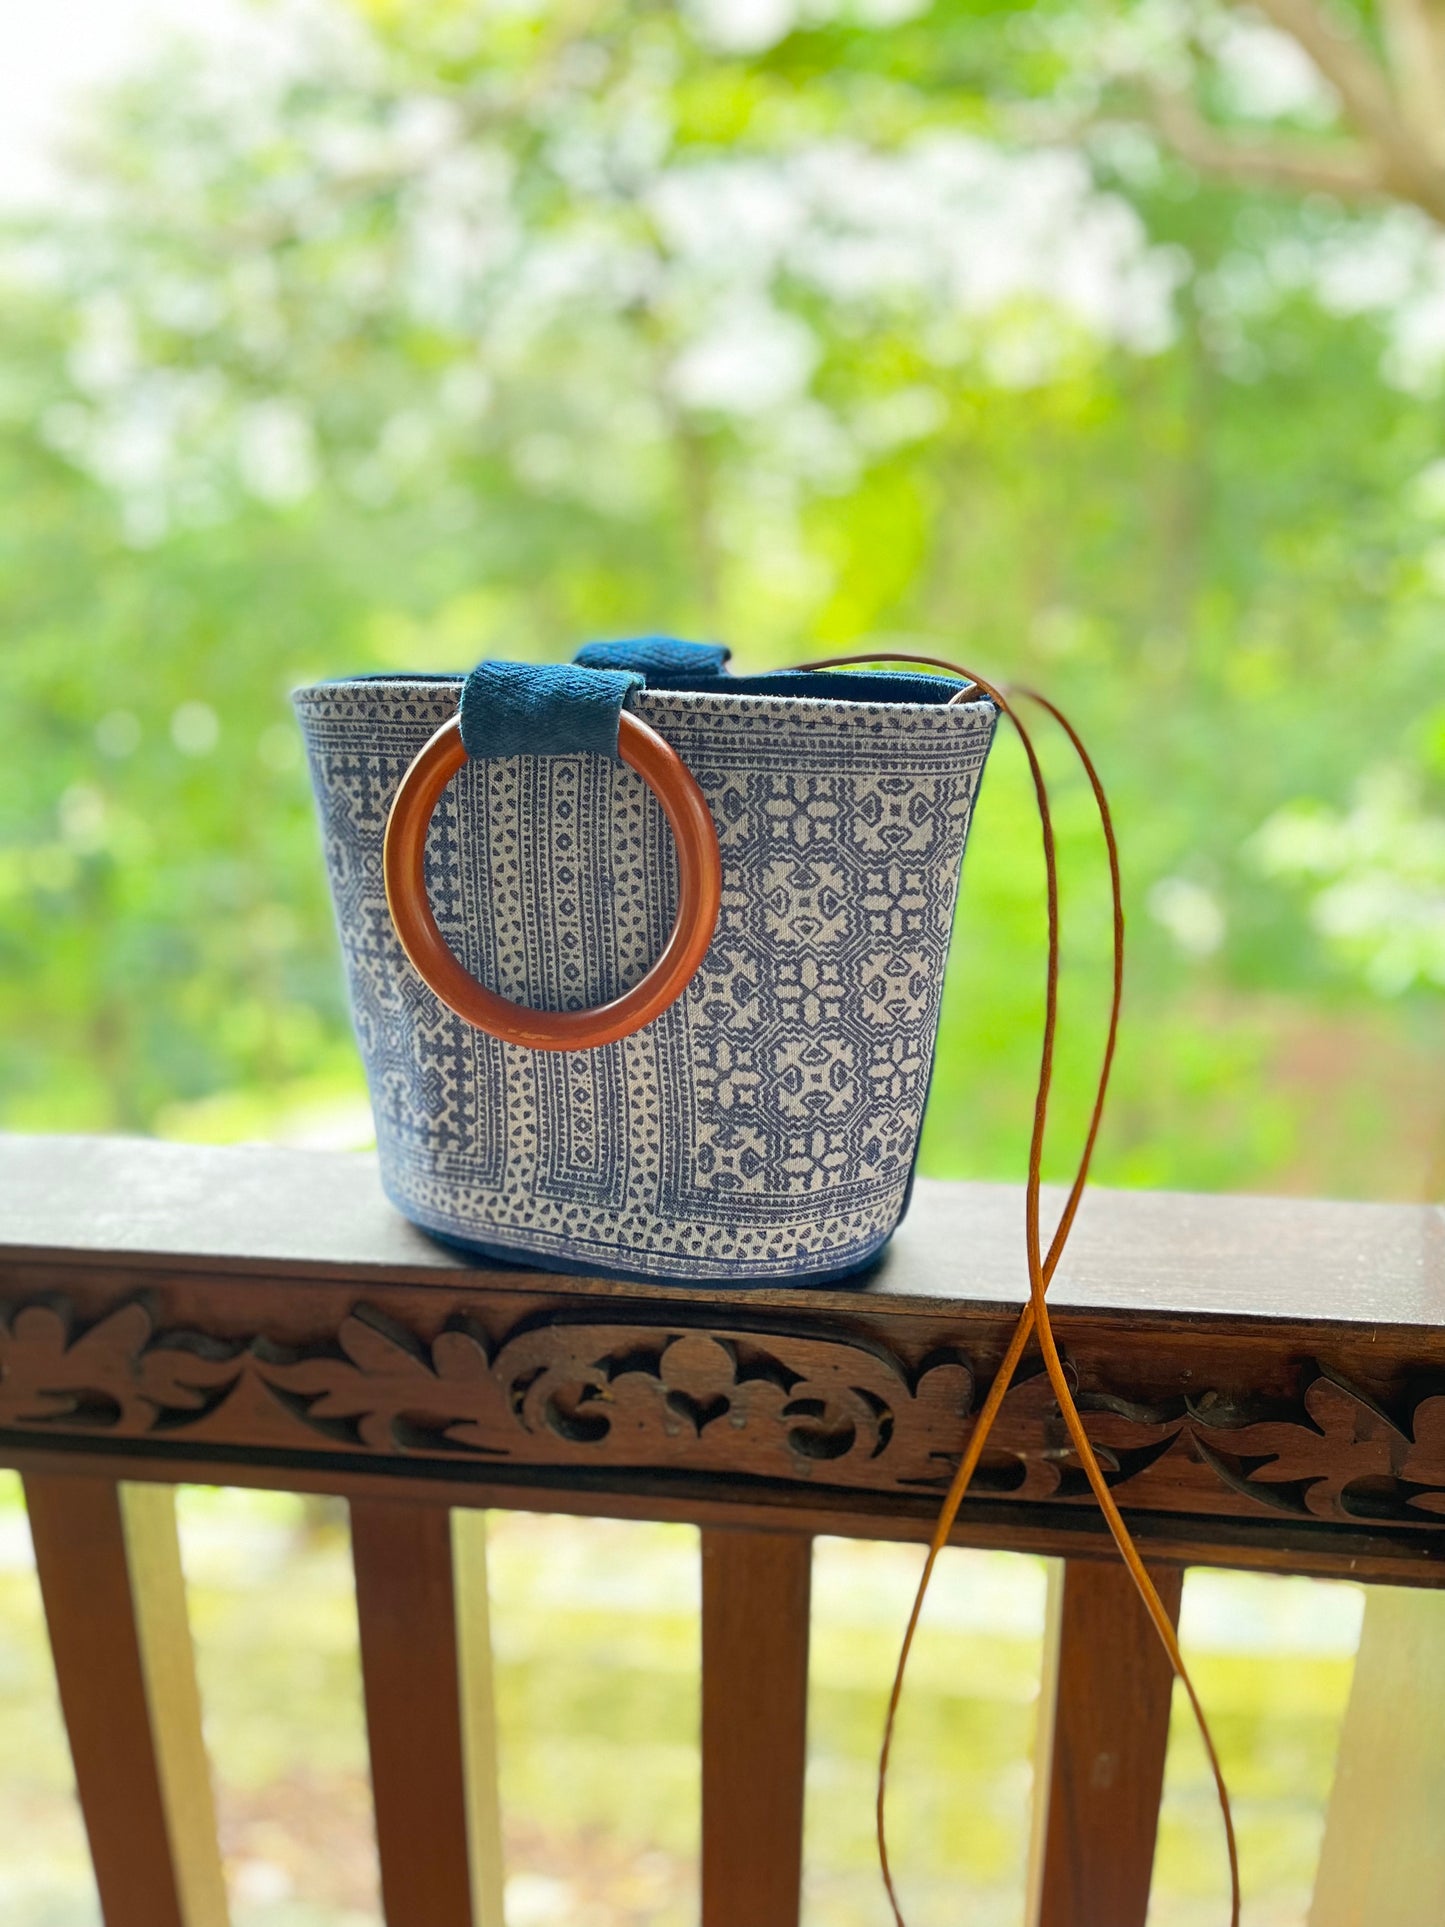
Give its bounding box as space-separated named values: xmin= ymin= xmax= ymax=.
xmin=700 ymin=1527 xmax=812 ymax=1927
xmin=1310 ymin=1584 xmax=1445 ymax=1926
xmin=452 ymin=1509 xmax=506 ymax=1927
xmin=24 ymin=1476 xmax=228 ymax=1927
xmin=1028 ymin=1556 xmax=1183 ymax=1927
xmin=351 ymin=1498 xmax=473 ymax=1927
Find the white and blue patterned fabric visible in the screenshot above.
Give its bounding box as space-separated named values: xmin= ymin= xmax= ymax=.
xmin=294 ymin=664 xmax=997 ymax=1283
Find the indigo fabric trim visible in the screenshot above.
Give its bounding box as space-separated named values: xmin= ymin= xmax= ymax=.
xmin=458 ymin=660 xmax=643 ymax=761
xmin=574 ymin=635 xmax=730 ymax=679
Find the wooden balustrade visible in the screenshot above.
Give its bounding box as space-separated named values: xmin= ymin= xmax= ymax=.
xmin=2 ymin=1132 xmax=1444 ymax=1925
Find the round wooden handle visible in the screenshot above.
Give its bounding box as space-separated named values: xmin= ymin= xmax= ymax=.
xmin=383 ymin=709 xmax=722 ymax=1050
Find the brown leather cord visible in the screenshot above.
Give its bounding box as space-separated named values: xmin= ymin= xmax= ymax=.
xmin=797 ymin=652 xmax=1241 ymax=1927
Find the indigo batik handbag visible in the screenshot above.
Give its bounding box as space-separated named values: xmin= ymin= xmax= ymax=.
xmin=294 ymin=634 xmax=1241 ymax=1923
xmin=294 ymin=637 xmax=998 ymax=1285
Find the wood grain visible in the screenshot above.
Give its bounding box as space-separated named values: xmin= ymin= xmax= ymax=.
xmin=351 ymin=1499 xmax=472 ymax=1927
xmin=6 ymin=1436 xmax=1445 ymax=1587
xmin=3 ymin=1134 xmax=1442 ymax=1328
xmin=12 ymin=1134 xmax=1445 ymax=1927
xmin=5 ymin=1135 xmax=1445 ymax=1588
xmin=24 ymin=1475 xmax=226 ymax=1927
xmin=1031 ymin=1557 xmax=1184 ymax=1927
xmin=7 ymin=1275 xmax=1445 ymax=1554
xmin=452 ymin=1510 xmax=506 ymax=1927
xmin=701 ymin=1529 xmax=812 ymax=1927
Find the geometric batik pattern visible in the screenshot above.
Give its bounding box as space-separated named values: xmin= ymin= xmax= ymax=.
xmin=294 ymin=676 xmax=997 ymax=1284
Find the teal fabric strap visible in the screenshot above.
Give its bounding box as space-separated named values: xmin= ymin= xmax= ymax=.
xmin=458 ymin=660 xmax=643 ymax=761
xmin=575 ymin=635 xmax=729 ymax=678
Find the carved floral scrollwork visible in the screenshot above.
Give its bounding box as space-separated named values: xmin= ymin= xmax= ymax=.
xmin=0 ymin=1302 xmax=242 ymax=1435
xmin=3 ymin=1296 xmax=1445 ymax=1531
xmin=1190 ymin=1369 xmax=1445 ymax=1523
xmin=262 ymin=1312 xmax=976 ymax=1488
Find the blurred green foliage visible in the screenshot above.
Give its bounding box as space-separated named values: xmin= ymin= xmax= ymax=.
xmin=1 ymin=0 xmax=1441 ymax=1197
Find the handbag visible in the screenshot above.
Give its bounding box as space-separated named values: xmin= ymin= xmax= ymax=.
xmin=294 ymin=636 xmax=998 ymax=1284
xmin=294 ymin=635 xmax=1240 ymax=1923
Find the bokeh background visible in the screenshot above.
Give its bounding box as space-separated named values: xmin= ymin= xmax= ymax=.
xmin=1 ymin=1 xmax=1442 ymax=1924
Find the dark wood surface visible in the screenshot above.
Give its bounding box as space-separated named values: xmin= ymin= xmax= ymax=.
xmin=11 ymin=1443 xmax=1445 ymax=1586
xmin=4 ymin=1131 xmax=1442 ymax=1326
xmin=24 ymin=1476 xmax=188 ymax=1927
xmin=6 ymin=1134 xmax=1443 ymax=1927
xmin=4 ymin=1134 xmax=1445 ymax=1582
xmin=701 ymin=1528 xmax=812 ymax=1927
xmin=351 ymin=1499 xmax=473 ymax=1927
xmin=1036 ymin=1559 xmax=1184 ymax=1927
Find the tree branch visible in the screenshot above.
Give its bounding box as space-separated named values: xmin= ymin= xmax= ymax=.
xmin=1142 ymin=85 xmax=1394 ymax=203
xmin=1244 ymin=0 xmax=1445 ymax=215
xmin=1379 ymin=0 xmax=1445 ymax=160
xmin=1249 ymin=0 xmax=1402 ymax=140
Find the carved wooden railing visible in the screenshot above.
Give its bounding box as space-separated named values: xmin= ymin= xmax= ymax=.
xmin=2 ymin=1132 xmax=1443 ymax=1926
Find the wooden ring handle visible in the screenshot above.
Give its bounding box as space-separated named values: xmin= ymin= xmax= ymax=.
xmin=383 ymin=709 xmax=722 ymax=1050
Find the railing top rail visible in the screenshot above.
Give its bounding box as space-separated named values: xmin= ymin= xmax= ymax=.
xmin=4 ymin=1131 xmax=1445 ymax=1582
xmin=1 ymin=1132 xmax=1441 ymax=1332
